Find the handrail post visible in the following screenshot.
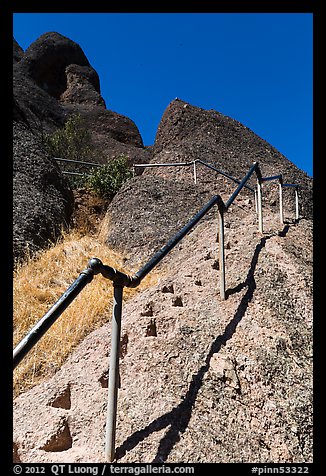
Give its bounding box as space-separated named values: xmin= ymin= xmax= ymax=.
xmin=295 ymin=187 xmax=299 ymax=221
xmin=279 ymin=181 xmax=284 ymax=224
xmin=105 ymin=284 xmax=124 ymax=462
xmin=193 ymin=160 xmax=197 ymax=184
xmin=254 ymin=189 xmax=258 ymax=214
xmin=218 ymin=206 xmax=226 ymax=300
xmin=257 ymin=179 xmax=263 ymax=233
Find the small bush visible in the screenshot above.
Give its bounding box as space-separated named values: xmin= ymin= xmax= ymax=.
xmin=44 ymin=113 xmax=95 ymax=162
xmin=44 ymin=114 xmax=132 ymax=198
xmin=86 ymin=156 xmax=133 ymax=199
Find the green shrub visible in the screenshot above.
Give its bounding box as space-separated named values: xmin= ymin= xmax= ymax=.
xmin=44 ymin=113 xmax=95 ymax=162
xmin=86 ymin=156 xmax=133 ymax=199
xmin=44 ymin=114 xmax=132 ymax=198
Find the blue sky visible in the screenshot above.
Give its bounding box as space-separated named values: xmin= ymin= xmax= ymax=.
xmin=13 ymin=13 xmax=313 ymax=176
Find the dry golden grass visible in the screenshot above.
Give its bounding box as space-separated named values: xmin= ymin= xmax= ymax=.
xmin=13 ymin=230 xmax=158 ymax=397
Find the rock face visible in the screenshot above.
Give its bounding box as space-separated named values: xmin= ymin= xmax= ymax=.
xmin=101 ymin=99 xmax=313 ymax=262
xmin=17 ymin=32 xmax=92 ymax=100
xmin=152 ymin=99 xmax=312 ymax=217
xmin=12 ymin=33 xmax=150 ymax=262
xmin=13 ymin=121 xmax=74 ymax=262
xmin=13 ymin=209 xmax=313 ymax=463
xmin=13 ymin=33 xmax=313 ymax=464
xmin=13 ymin=33 xmax=151 ymax=162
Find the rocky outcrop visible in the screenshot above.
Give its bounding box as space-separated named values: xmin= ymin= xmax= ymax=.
xmin=12 ymin=33 xmax=151 ymax=262
xmin=62 ymin=103 xmax=150 ymax=165
xmin=150 ymin=99 xmax=312 ymax=218
xmin=16 ymin=32 xmax=92 ymax=100
xmin=101 ymin=99 xmax=313 ymax=262
xmin=13 ymin=207 xmax=313 ymax=463
xmin=13 ymin=33 xmax=151 ymax=162
xmin=60 ymin=64 xmax=105 ymax=107
xmin=13 ymin=121 xmax=74 ymax=262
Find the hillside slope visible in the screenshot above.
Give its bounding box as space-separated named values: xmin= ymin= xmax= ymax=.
xmin=13 ymin=202 xmax=312 ymax=463
xmin=101 ymin=99 xmax=312 ymax=266
xmin=13 ymin=35 xmax=313 ymax=465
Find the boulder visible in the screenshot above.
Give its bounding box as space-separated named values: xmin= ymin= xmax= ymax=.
xmin=12 ymin=31 xmax=152 ymax=262
xmin=101 ymin=99 xmax=313 ymax=263
xmin=151 ymin=99 xmax=313 ymax=219
xmin=13 ymin=121 xmax=74 ymax=263
xmin=60 ymin=64 xmax=105 ymax=108
xmin=17 ymin=31 xmax=92 ymax=99
xmin=13 ymin=32 xmax=150 ymax=164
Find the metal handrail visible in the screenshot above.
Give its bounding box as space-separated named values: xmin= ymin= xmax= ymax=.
xmin=134 ymin=159 xmax=299 ymax=222
xmin=13 ymin=160 xmax=299 ymax=462
xmin=54 ymin=157 xmax=102 ymax=177
xmin=134 ymin=158 xmax=255 ymax=192
xmin=13 ymin=194 xmax=225 ymax=368
xmin=54 ymin=157 xmax=102 ymax=168
xmin=224 ymin=162 xmax=259 ymax=210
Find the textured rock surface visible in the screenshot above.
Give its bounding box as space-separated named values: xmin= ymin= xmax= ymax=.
xmin=13 ymin=209 xmax=313 ymax=463
xmin=12 ymin=33 xmax=150 ymax=261
xmin=13 ymin=34 xmax=313 ymax=464
xmin=13 ymin=121 xmax=74 ymax=262
xmin=150 ymin=99 xmax=312 ymax=218
xmin=13 ymin=34 xmax=150 ymax=162
xmin=60 ymin=64 xmax=105 ymax=107
xmin=17 ymin=32 xmax=92 ymax=100
xmin=101 ymin=100 xmax=312 ymax=263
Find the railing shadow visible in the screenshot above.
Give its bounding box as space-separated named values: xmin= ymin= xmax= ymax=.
xmin=115 ymin=224 xmax=290 ymax=462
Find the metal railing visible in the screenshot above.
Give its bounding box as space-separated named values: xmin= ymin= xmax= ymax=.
xmin=54 ymin=157 xmax=102 ymax=177
xmin=13 ymin=160 xmax=299 ymax=462
xmin=134 ymin=158 xmax=255 ymax=192
xmin=134 ymin=158 xmax=300 ymax=223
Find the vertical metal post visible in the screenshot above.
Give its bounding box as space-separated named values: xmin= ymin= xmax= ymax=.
xmin=105 ymin=284 xmax=123 ymax=462
xmin=193 ymin=160 xmax=197 ymax=185
xmin=257 ymin=179 xmax=263 ymax=233
xmin=279 ymin=182 xmax=284 ymax=224
xmin=218 ymin=207 xmax=226 ymax=300
xmin=254 ymin=189 xmax=258 ymax=214
xmin=295 ymin=187 xmax=299 ymax=221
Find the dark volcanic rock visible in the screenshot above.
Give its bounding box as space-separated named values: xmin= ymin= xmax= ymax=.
xmin=12 ymin=31 xmax=151 ymax=261
xmin=60 ymin=64 xmax=105 ymax=107
xmin=13 ymin=32 xmax=149 ymax=164
xmin=17 ymin=32 xmax=91 ymax=99
xmin=13 ymin=67 xmax=67 ymax=134
xmin=13 ymin=38 xmax=24 ymax=63
xmin=13 ymin=121 xmax=74 ymax=263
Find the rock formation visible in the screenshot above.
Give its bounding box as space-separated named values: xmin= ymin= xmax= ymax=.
xmin=13 ymin=120 xmax=74 ymax=262
xmin=101 ymin=99 xmax=313 ymax=262
xmin=13 ymin=208 xmax=313 ymax=463
xmin=13 ymin=33 xmax=151 ymax=262
xmin=13 ymin=31 xmax=313 ymax=465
